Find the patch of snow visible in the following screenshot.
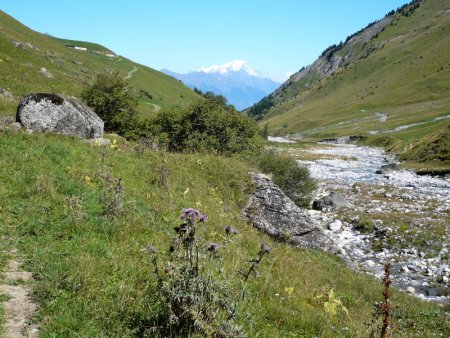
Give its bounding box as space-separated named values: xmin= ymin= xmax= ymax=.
xmin=199 ymin=60 xmax=258 ymax=76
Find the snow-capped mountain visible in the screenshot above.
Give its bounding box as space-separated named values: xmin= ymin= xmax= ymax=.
xmin=198 ymin=60 xmax=259 ymax=76
xmin=162 ymin=60 xmax=281 ymax=111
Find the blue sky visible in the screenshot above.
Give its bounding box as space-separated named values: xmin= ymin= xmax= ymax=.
xmin=1 ymin=0 xmax=409 ymax=80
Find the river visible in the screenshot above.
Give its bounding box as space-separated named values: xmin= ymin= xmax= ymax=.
xmin=284 ymin=141 xmax=449 ymax=303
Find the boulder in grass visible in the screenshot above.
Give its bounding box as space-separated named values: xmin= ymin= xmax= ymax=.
xmin=16 ymin=93 xmax=103 ymax=139
xmin=244 ymin=173 xmax=336 ymax=253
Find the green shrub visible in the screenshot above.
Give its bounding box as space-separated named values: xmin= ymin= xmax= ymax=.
xmin=154 ymin=100 xmax=262 ymax=155
xmin=256 ymin=150 xmax=317 ymax=207
xmin=81 ymin=75 xmax=262 ymax=155
xmin=81 ymin=72 xmax=139 ymax=132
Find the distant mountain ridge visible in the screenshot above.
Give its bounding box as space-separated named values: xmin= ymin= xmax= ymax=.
xmin=163 ymin=61 xmax=280 ymax=110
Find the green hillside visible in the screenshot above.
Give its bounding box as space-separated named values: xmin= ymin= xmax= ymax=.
xmin=251 ymin=0 xmax=450 ymax=164
xmin=0 ymin=131 xmax=447 ymax=337
xmin=0 ymin=10 xmax=199 ymax=118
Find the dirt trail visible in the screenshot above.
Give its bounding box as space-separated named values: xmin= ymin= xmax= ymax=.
xmin=124 ymin=66 xmax=138 ymax=80
xmin=0 ymin=251 xmax=38 ymax=338
xmin=148 ymin=102 xmax=161 ymax=112
xmin=143 ymin=97 xmax=161 ymax=112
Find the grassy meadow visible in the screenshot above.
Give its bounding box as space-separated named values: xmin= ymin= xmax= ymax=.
xmin=0 ymin=130 xmax=448 ymax=337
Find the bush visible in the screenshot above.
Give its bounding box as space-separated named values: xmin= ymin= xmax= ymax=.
xmin=256 ymin=150 xmax=317 ymax=207
xmin=153 ymin=100 xmax=262 ymax=155
xmin=81 ymin=72 xmax=139 ymax=133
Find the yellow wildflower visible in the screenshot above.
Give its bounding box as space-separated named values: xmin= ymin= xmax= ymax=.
xmin=284 ymin=287 xmax=294 ymax=297
xmin=110 ymin=139 xmax=118 ymax=150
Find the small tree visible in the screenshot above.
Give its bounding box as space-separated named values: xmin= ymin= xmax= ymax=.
xmin=81 ymin=72 xmax=139 ymax=133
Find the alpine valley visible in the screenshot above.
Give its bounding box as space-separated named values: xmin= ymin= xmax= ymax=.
xmin=0 ymin=1 xmax=449 ymax=337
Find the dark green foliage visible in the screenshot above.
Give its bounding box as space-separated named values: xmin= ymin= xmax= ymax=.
xmin=321 ymin=41 xmax=344 ymax=61
xmin=397 ymin=0 xmax=421 ymax=17
xmin=352 ymin=217 xmax=375 ymax=234
xmin=247 ymin=95 xmax=274 ymax=119
xmin=154 ymin=100 xmax=262 ymax=155
xmin=255 ymin=150 xmax=317 ymax=207
xmin=139 ymin=89 xmax=153 ymax=100
xmin=81 ymin=72 xmax=139 ymax=133
xmin=193 ymin=88 xmax=238 ymax=112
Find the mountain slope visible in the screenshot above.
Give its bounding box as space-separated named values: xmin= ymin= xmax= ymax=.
xmin=250 ymin=0 xmax=450 ymax=159
xmin=0 ymin=10 xmax=199 ymax=117
xmin=164 ymin=61 xmax=280 ymax=110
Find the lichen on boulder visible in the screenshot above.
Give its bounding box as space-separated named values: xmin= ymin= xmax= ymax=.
xmin=16 ymin=93 xmax=104 ymax=139
xmin=243 ymin=173 xmax=336 ymax=252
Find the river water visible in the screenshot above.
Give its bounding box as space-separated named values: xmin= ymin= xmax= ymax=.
xmin=292 ymin=143 xmax=450 ymax=303
xmin=298 ymin=143 xmax=450 ymax=202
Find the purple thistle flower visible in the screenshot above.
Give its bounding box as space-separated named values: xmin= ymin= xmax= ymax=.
xmin=180 ymin=208 xmax=203 ymax=222
xmin=199 ymin=214 xmax=208 ymax=222
xmin=225 ymin=225 xmax=239 ymax=235
xmin=207 ymin=243 xmax=220 ymax=252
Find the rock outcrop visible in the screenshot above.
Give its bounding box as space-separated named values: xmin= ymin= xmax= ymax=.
xmin=17 ymin=93 xmax=103 ymax=139
xmin=243 ymin=173 xmax=336 ymax=253
xmin=39 ymin=67 xmax=53 ymax=79
xmin=0 ymin=88 xmax=15 ymax=101
xmin=313 ymin=192 xmax=352 ymax=211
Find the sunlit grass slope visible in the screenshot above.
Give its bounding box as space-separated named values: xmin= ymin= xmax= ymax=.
xmin=0 ymin=10 xmax=199 ymax=118
xmin=0 ymin=130 xmax=447 ymax=337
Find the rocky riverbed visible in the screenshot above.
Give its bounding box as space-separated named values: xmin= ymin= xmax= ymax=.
xmin=290 ymin=143 xmax=449 ymax=303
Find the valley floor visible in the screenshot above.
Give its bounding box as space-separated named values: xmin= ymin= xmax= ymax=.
xmin=275 ymin=141 xmax=450 ymax=303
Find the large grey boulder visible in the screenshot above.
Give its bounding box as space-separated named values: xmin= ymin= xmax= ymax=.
xmin=243 ymin=173 xmax=336 ymax=253
xmin=16 ymin=93 xmax=103 ymax=139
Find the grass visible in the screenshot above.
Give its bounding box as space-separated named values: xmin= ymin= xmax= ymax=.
xmin=0 ymin=130 xmax=448 ymax=337
xmin=258 ymin=0 xmax=450 ymax=167
xmin=0 ymin=10 xmax=199 ymax=118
